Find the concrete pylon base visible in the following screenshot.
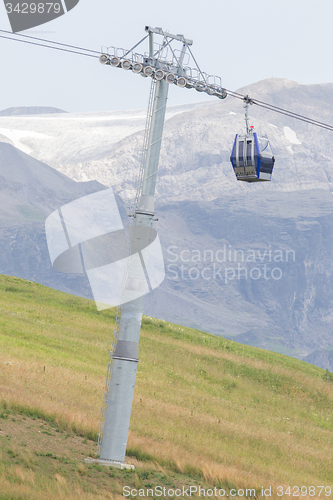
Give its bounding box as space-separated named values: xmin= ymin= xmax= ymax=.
xmin=84 ymin=457 xmax=135 ymax=470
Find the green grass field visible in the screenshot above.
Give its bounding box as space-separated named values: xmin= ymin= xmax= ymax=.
xmin=0 ymin=274 xmax=332 ymax=499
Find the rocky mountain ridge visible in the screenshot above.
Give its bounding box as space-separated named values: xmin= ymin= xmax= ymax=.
xmin=0 ymin=107 xmax=67 ymax=116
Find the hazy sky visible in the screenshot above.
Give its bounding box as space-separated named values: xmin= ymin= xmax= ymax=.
xmin=0 ymin=0 xmax=332 ymax=113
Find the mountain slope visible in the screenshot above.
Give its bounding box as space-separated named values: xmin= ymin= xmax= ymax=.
xmin=2 ymin=79 xmax=333 ymax=367
xmin=1 ymin=274 xmax=333 ymax=498
xmin=0 ymin=142 xmax=106 ymax=297
xmin=0 ymin=142 xmax=104 ymax=217
xmin=150 ymin=189 xmax=333 ymax=360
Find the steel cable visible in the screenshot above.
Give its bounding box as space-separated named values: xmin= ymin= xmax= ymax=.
xmin=1 ymin=30 xmax=333 ymax=131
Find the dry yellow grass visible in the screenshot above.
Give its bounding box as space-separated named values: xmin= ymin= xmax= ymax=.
xmin=0 ymin=275 xmax=332 ymax=498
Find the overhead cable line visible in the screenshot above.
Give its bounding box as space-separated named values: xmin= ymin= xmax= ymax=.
xmin=0 ymin=28 xmax=100 ymax=54
xmin=253 ymin=101 xmax=333 ymax=132
xmin=0 ymin=31 xmax=98 ymax=58
xmin=1 ymin=30 xmax=333 ymax=131
xmin=253 ymin=97 xmax=333 ymax=131
xmin=224 ymin=88 xmax=333 ymax=132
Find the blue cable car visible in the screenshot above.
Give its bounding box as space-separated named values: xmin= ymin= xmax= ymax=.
xmin=230 ymin=131 xmax=275 ymax=182
xmin=230 ymin=96 xmax=275 ymax=182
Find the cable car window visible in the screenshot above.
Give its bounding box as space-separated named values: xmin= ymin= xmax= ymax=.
xmin=239 ymin=141 xmax=244 ymax=162
xmin=246 ymin=140 xmax=252 ymax=162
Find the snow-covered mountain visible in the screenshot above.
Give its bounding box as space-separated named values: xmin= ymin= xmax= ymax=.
xmin=1 ymin=78 xmax=333 ymax=202
xmin=0 ymin=100 xmax=215 ymax=177
xmin=2 ymin=78 xmax=333 ymax=369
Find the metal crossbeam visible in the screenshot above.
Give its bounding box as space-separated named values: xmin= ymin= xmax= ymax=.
xmin=144 ymin=25 xmax=193 ymax=45
xmin=100 ymin=26 xmax=227 ymax=100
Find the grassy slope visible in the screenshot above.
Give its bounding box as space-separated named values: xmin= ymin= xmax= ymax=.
xmin=0 ymin=275 xmax=332 ymax=499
